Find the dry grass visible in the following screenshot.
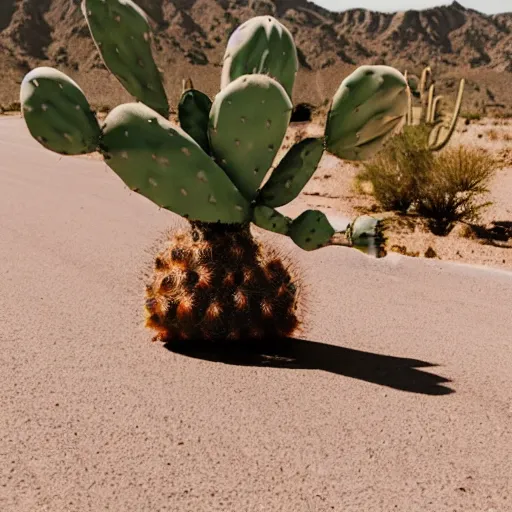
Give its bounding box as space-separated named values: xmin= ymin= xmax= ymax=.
xmin=417 ymin=146 xmax=496 ymax=235
xmin=356 ymin=126 xmax=498 ymax=236
xmin=355 ymin=125 xmax=433 ymax=213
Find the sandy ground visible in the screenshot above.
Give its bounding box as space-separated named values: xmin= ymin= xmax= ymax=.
xmin=1 ymin=117 xmax=512 ymax=511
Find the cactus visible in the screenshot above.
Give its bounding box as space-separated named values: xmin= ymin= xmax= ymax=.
xmin=208 ymin=74 xmax=293 ymax=200
xmin=258 ymin=138 xmax=325 ymax=208
xmin=20 ymin=67 xmax=101 ymax=155
xmin=325 ymin=65 xmax=408 ymax=161
xmin=428 ymin=79 xmax=464 ymax=151
xmin=221 ymin=15 xmax=298 ymax=98
xmin=82 ymin=0 xmax=169 ymax=118
xmin=20 ymin=5 xmax=409 ymax=343
xmin=252 ymin=205 xmax=292 ymax=235
xmin=178 ymin=78 xmax=212 ymax=154
xmin=100 ymin=102 xmax=251 ymax=223
xmin=145 ymin=222 xmax=299 ymax=341
xmin=404 ymin=65 xmax=465 ymax=151
xmin=288 ymin=210 xmax=336 ymax=251
xmin=418 ymin=66 xmax=432 ymax=124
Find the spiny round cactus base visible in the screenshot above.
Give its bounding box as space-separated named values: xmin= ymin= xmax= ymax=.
xmin=145 ymin=222 xmax=300 ymax=342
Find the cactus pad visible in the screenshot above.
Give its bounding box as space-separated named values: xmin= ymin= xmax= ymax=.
xmin=82 ymin=0 xmax=169 ymax=118
xmin=258 ymin=138 xmax=324 ymax=207
xmin=100 ymin=102 xmax=250 ymax=223
xmin=221 ymin=15 xmax=298 ymax=98
xmin=178 ymin=87 xmax=212 ymax=154
xmin=20 ymin=67 xmax=101 ymax=155
xmin=252 ymin=205 xmax=291 ymax=235
xmin=325 ymin=65 xmax=408 ymax=161
xmin=209 ymin=74 xmax=293 ymax=201
xmin=289 ymin=210 xmax=335 ymax=251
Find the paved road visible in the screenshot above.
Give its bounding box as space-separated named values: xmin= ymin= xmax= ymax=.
xmin=1 ymin=117 xmax=511 ymax=511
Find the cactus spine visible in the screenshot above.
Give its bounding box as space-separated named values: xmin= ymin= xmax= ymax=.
xmin=20 ymin=2 xmax=408 ymax=342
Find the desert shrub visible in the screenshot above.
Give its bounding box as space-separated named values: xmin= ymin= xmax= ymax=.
xmin=356 ymin=125 xmax=433 ymax=212
xmin=416 ymin=146 xmax=496 ymax=235
xmin=357 ymin=127 xmax=497 ymax=235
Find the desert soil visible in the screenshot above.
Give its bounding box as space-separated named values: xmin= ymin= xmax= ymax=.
xmin=1 ymin=116 xmax=512 ymax=512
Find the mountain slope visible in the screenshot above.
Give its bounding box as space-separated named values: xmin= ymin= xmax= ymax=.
xmin=0 ymin=0 xmax=510 ymax=112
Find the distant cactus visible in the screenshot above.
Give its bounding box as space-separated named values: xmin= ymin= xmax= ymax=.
xmin=20 ymin=1 xmax=408 ymax=342
xmin=404 ymin=66 xmax=465 ymax=151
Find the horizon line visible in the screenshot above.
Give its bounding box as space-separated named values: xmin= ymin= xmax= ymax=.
xmin=310 ymin=1 xmax=509 ymax=16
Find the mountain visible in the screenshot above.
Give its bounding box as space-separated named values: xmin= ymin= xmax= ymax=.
xmin=1 ymin=0 xmax=511 ymax=113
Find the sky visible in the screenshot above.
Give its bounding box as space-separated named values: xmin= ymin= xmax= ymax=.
xmin=313 ymin=0 xmax=509 ymax=14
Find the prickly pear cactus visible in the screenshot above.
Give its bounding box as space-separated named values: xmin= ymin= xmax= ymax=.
xmin=252 ymin=205 xmax=292 ymax=235
xmin=100 ymin=102 xmax=251 ymax=223
xmin=178 ymin=86 xmax=212 ymax=154
xmin=82 ymin=0 xmax=169 ymax=118
xmin=258 ymin=138 xmax=325 ymax=208
xmin=209 ymin=74 xmax=293 ymax=200
xmin=221 ymin=15 xmax=298 ymax=98
xmin=20 ymin=67 xmax=101 ymax=155
xmin=19 ymin=4 xmax=410 ymax=343
xmin=288 ymin=210 xmax=336 ymax=251
xmin=325 ymin=65 xmax=408 ymax=161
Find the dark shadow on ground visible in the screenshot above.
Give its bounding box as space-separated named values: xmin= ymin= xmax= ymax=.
xmin=465 ymin=221 xmax=512 ymax=247
xmin=164 ymin=337 xmax=454 ymax=396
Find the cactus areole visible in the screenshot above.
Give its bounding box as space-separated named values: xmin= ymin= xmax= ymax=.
xmin=20 ymin=1 xmax=407 ymax=343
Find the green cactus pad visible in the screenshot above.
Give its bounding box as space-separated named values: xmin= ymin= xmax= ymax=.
xmin=178 ymin=88 xmax=212 ymax=154
xmin=252 ymin=205 xmax=291 ymax=235
xmin=289 ymin=210 xmax=335 ymax=251
xmin=82 ymin=0 xmax=169 ymax=118
xmin=209 ymin=74 xmax=293 ymax=201
xmin=100 ymin=103 xmax=250 ymax=223
xmin=325 ymin=65 xmax=408 ymax=161
xmin=20 ymin=67 xmax=101 ymax=155
xmin=221 ymin=16 xmax=298 ymax=98
xmin=258 ymin=138 xmax=324 ymax=208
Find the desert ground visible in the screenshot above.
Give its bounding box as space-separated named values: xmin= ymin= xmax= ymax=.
xmin=1 ymin=114 xmax=512 ymax=511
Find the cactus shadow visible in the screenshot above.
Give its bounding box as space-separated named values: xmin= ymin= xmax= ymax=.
xmin=163 ymin=337 xmax=454 ymax=396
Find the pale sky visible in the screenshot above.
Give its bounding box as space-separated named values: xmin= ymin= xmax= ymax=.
xmin=313 ymin=0 xmax=509 ymax=14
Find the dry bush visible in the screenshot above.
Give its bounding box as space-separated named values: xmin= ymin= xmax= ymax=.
xmin=357 ymin=127 xmax=497 ymax=236
xmin=417 ymin=146 xmax=496 ymax=235
xmin=356 ymin=125 xmax=433 ymax=213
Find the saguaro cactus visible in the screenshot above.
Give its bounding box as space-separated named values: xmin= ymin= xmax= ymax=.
xmin=404 ymin=65 xmax=465 ymax=151
xmin=20 ymin=1 xmax=408 ymax=342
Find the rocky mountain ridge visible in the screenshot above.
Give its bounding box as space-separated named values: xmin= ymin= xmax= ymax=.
xmin=0 ymin=0 xmax=510 ymax=110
